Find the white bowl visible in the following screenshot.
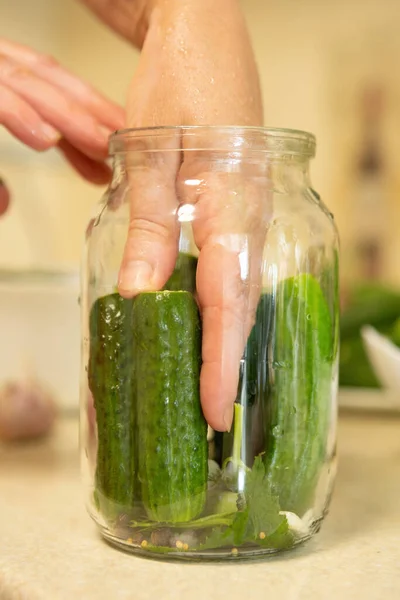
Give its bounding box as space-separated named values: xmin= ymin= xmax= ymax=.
xmin=361 ymin=325 xmax=400 ymax=394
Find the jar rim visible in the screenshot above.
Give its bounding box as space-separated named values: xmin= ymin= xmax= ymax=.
xmin=109 ymin=125 xmax=316 ymax=158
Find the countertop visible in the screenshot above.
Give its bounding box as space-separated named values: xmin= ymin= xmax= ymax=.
xmin=1 ymin=407 xmax=400 ymax=600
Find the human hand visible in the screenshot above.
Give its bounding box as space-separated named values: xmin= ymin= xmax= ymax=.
xmin=112 ymin=0 xmax=265 ymax=432
xmin=0 ymin=38 xmax=125 ymax=211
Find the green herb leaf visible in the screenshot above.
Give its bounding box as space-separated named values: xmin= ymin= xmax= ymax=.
xmin=200 ymin=456 xmax=286 ymax=551
xmin=244 ymin=456 xmax=285 ymax=539
xmin=263 ymin=516 xmax=294 ymax=550
xmin=231 ymin=508 xmax=250 ymax=545
xmin=200 ymin=525 xmax=234 ymax=550
xmin=130 ymin=512 xmax=237 ymax=531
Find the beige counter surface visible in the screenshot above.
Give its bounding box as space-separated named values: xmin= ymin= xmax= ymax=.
xmin=0 ymin=409 xmax=399 ymax=600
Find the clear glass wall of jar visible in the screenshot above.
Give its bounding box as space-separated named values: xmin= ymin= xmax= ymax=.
xmin=80 ymin=126 xmax=339 ymax=561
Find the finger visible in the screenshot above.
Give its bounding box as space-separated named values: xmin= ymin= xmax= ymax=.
xmin=117 ymin=160 xmax=180 ymax=296
xmin=0 ymin=55 xmax=111 ymax=161
xmin=179 ymin=163 xmax=268 ymax=432
xmin=0 ymin=39 xmax=125 ymax=131
xmin=0 ymin=178 xmax=10 ymax=215
xmin=57 ymin=139 xmax=112 ymax=185
xmin=0 ymin=83 xmax=59 ymax=150
xmin=197 ymin=242 xmax=249 ymax=431
xmin=197 ymin=233 xmax=266 ymax=432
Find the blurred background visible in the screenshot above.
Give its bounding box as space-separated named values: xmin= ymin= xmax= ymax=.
xmin=0 ymin=0 xmax=399 ymax=423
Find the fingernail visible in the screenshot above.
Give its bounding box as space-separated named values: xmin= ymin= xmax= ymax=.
xmin=119 ymin=261 xmax=153 ymax=293
xmin=40 ymin=123 xmax=60 ymax=143
xmin=223 ymin=405 xmax=234 ymax=432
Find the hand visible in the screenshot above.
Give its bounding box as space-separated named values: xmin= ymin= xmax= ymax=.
xmin=0 ymin=178 xmax=9 ymax=216
xmin=0 ymin=38 xmax=125 ymax=211
xmin=113 ymin=0 xmax=265 ymax=432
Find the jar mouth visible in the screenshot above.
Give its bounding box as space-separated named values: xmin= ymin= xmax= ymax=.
xmin=109 ymin=126 xmax=316 ymax=158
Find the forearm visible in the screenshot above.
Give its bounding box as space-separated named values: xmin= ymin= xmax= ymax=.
xmin=79 ymin=0 xmax=257 ymax=66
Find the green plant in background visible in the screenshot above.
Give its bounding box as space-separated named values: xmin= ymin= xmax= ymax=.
xmin=339 ymin=283 xmax=400 ymax=387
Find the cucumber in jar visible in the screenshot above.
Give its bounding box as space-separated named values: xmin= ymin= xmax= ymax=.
xmin=133 ymin=291 xmax=208 ymax=523
xmin=164 ymin=253 xmax=198 ymax=293
xmin=88 ymin=293 xmax=137 ymax=513
xmin=89 ymin=288 xmax=208 ymax=524
xmin=265 ymin=273 xmax=334 ymax=515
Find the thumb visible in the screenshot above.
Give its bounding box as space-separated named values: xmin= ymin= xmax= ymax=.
xmin=117 ymin=135 xmax=181 ymax=297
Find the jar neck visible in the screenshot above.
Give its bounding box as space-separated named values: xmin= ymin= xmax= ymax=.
xmin=108 ymin=126 xmax=316 ymax=193
xmin=109 ymin=126 xmax=316 ymax=157
xmin=110 ymin=154 xmax=312 ymax=193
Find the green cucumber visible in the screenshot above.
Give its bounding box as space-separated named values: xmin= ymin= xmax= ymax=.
xmin=88 ymin=293 xmax=136 ymax=511
xmin=164 ymin=253 xmax=198 ymax=293
xmin=222 ymin=294 xmax=274 ymax=465
xmin=133 ymin=291 xmax=208 ymax=523
xmin=245 ymin=294 xmax=274 ymax=408
xmin=265 ymin=274 xmax=334 ymax=514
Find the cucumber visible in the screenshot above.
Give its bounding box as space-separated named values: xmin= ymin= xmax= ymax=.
xmin=222 ymin=294 xmax=274 ymax=465
xmin=245 ymin=294 xmax=275 ymax=460
xmin=164 ymin=253 xmax=198 ymax=293
xmin=245 ymin=294 xmax=274 ymax=409
xmin=265 ymin=274 xmax=334 ymax=514
xmin=133 ymin=291 xmax=208 ymax=523
xmin=88 ymin=293 xmax=136 ymax=511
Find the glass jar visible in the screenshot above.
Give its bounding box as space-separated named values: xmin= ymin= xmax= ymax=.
xmin=80 ymin=126 xmax=339 ymax=561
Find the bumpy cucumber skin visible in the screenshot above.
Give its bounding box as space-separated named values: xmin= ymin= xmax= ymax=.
xmin=134 ymin=291 xmax=208 ymax=523
xmin=164 ymin=253 xmax=198 ymax=293
xmin=88 ymin=293 xmax=136 ymax=509
xmin=265 ymin=274 xmax=333 ymax=515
